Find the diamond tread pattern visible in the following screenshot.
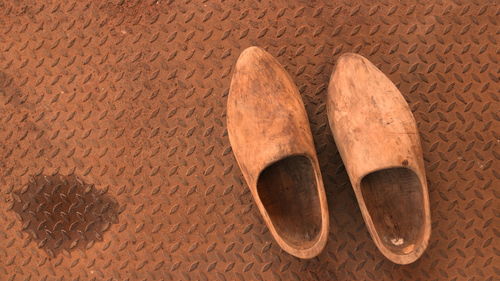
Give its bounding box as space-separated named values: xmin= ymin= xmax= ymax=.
xmin=0 ymin=0 xmax=498 ymax=280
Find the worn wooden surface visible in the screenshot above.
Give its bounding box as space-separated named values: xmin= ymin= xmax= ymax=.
xmin=228 ymin=47 xmax=329 ymax=259
xmin=327 ymin=53 xmax=431 ymax=264
xmin=0 ymin=0 xmax=498 ymax=280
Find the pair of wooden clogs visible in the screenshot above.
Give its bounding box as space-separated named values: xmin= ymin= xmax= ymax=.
xmin=227 ymin=47 xmax=431 ymax=264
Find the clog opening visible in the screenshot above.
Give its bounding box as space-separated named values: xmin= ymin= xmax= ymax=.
xmin=360 ymin=167 xmax=425 ymax=255
xmin=257 ymin=155 xmax=322 ymax=249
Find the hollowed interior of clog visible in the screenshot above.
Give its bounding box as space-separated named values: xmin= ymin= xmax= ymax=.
xmin=257 ymin=155 xmax=322 ymax=249
xmin=360 ymin=167 xmax=425 ymax=254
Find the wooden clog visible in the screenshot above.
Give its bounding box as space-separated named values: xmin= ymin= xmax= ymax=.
xmin=327 ymin=53 xmax=431 ymax=264
xmin=227 ymin=47 xmax=329 ymax=259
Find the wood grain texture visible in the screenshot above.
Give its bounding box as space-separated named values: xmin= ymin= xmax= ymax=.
xmin=327 ymin=53 xmax=431 ymax=264
xmin=227 ymin=47 xmax=329 ymax=258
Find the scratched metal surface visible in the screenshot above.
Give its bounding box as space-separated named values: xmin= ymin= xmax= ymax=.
xmin=0 ymin=0 xmax=498 ymax=280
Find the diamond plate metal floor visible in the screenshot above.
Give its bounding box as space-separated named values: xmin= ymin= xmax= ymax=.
xmin=0 ymin=0 xmax=498 ymax=280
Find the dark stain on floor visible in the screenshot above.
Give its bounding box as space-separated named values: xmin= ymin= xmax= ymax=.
xmin=11 ymin=174 xmax=119 ymax=257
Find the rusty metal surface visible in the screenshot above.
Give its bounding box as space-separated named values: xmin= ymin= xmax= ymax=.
xmin=0 ymin=0 xmax=498 ymax=280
